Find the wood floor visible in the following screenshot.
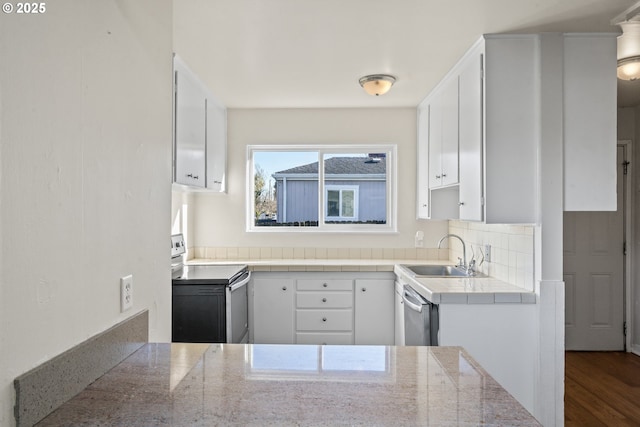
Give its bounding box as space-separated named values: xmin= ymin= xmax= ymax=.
xmin=565 ymin=351 xmax=640 ymax=426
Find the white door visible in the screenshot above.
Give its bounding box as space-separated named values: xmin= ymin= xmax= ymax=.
xmin=564 ymin=145 xmax=626 ymax=350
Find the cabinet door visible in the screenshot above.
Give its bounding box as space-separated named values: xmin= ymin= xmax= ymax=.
xmin=174 ymin=58 xmax=206 ymax=188
xmin=354 ymin=279 xmax=394 ymax=345
xmin=428 ymin=96 xmax=443 ymax=189
xmin=440 ymin=76 xmax=459 ymax=187
xmin=458 ymin=50 xmax=484 ymax=221
xmin=253 ymin=278 xmax=295 ymax=344
xmin=416 ymin=105 xmax=430 ymax=218
xmin=563 ymin=34 xmax=617 ymax=211
xmin=206 ymin=95 xmax=227 ymax=192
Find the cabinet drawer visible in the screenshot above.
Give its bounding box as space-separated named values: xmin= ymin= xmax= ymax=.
xmin=296 ymin=309 xmax=353 ymax=331
xmin=296 ymin=332 xmax=353 ymax=345
xmin=296 ymin=292 xmax=353 ymax=309
xmin=297 ymin=279 xmax=353 ymax=292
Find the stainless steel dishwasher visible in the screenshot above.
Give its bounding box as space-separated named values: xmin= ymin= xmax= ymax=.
xmin=402 ymin=285 xmax=439 ymax=346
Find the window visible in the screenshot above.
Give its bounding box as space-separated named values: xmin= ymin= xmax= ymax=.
xmin=247 ymin=145 xmax=397 ymax=232
xmin=326 ymin=186 xmax=359 ymax=221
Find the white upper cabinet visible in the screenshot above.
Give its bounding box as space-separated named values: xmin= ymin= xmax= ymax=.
xmin=427 ymin=78 xmax=459 ymax=189
xmin=174 ymin=55 xmax=206 ymax=188
xmin=563 ymin=34 xmax=617 ymax=211
xmin=205 ymin=95 xmax=227 ymax=192
xmin=173 ymin=54 xmax=227 ymax=192
xmin=457 ymin=45 xmax=484 ymax=222
xmin=416 ymin=106 xmax=430 ymax=219
xmin=483 ymin=35 xmax=539 ymax=224
xmin=417 ymin=32 xmax=617 ymax=222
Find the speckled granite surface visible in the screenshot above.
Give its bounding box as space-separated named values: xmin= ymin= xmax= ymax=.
xmin=35 ymin=343 xmax=541 ymax=426
xmin=15 ymin=310 xmax=148 ymax=427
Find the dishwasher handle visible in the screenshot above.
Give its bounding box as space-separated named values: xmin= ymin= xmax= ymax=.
xmin=402 ymin=285 xmax=426 ymax=313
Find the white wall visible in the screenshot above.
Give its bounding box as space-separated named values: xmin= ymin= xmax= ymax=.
xmin=0 ymin=1 xmax=173 ymax=425
xmin=185 ymin=108 xmax=447 ymax=251
xmin=618 ymin=106 xmax=640 ymax=355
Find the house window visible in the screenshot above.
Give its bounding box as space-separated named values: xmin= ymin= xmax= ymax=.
xmin=247 ymin=145 xmax=397 ymax=233
xmin=326 ymin=186 xmax=359 ymax=221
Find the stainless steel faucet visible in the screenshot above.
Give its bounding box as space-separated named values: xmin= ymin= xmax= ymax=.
xmin=437 ymin=234 xmax=467 ymax=270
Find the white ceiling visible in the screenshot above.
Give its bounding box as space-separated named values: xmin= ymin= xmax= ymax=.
xmin=173 ymin=0 xmax=640 ymax=109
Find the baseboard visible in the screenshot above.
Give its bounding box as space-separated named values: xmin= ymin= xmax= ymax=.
xmin=14 ymin=310 xmax=148 ymax=427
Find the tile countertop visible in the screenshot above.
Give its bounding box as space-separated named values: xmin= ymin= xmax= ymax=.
xmin=188 ymin=259 xmax=537 ymax=304
xmin=394 ymin=264 xmax=537 ymax=304
xmin=35 ymin=343 xmax=541 ymax=426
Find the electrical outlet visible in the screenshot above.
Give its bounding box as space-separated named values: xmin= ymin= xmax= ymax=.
xmin=120 ymin=275 xmax=133 ymax=312
xmin=484 ymin=244 xmax=492 ymax=263
xmin=415 ymin=230 xmax=424 ymax=248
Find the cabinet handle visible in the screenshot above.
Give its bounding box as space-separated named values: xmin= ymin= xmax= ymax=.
xmin=441 ymin=173 xmax=447 ymax=178
xmin=322 ymin=283 xmax=328 ymax=288
xmin=322 ymin=298 xmax=327 ymax=302
xmin=282 ymin=286 xmax=287 ymax=291
xmin=361 ymin=287 xmax=367 ymax=292
xmin=186 ymin=174 xmax=199 ymax=180
xmin=435 ymin=174 xmax=441 ymax=179
xmin=422 ymin=204 xmax=427 ymax=207
xmin=458 ymin=202 xmax=465 ymax=206
xmin=322 ymin=317 xmax=327 ymax=322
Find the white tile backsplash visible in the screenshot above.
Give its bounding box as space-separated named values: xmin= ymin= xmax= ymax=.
xmin=190 ymin=246 xmax=449 ymax=263
xmin=448 ymin=220 xmax=534 ymax=291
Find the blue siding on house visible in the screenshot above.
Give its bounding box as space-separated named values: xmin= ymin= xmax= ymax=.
xmin=275 ymin=179 xmax=385 ymax=223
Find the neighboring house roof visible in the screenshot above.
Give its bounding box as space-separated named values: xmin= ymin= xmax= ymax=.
xmin=274 ymin=157 xmax=386 ymax=176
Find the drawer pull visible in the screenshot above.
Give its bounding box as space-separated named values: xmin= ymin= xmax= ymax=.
xmin=282 ymin=286 xmax=287 ymax=291
xmin=361 ymin=287 xmax=367 ymax=292
xmin=323 ymin=283 xmax=328 ymax=288
xmin=322 ymin=317 xmax=327 ymax=322
xmin=322 ymin=298 xmax=327 ymax=302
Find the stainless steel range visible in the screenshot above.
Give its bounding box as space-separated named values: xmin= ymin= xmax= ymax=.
xmin=170 ymin=234 xmax=250 ymax=343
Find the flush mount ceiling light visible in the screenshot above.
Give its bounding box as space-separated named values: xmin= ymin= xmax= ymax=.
xmin=617 ymin=21 xmax=640 ymax=81
xmin=359 ymin=74 xmax=397 ymax=96
xmin=618 ymin=55 xmax=640 ymax=80
xmin=613 ymin=1 xmax=640 ymax=81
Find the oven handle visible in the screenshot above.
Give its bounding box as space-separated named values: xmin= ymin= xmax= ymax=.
xmin=229 ymin=271 xmax=251 ymax=292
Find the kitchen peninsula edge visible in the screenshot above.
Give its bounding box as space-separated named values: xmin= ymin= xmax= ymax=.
xmin=35 ymin=343 xmax=541 ymax=426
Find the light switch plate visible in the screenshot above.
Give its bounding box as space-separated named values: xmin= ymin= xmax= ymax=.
xmin=120 ymin=275 xmax=133 ymax=312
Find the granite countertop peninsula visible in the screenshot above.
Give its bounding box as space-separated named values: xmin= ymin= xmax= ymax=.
xmin=35 ymin=343 xmax=541 ymax=426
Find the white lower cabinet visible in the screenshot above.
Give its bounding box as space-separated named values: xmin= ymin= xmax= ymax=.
xmin=250 ymin=272 xmax=394 ymax=345
xmin=439 ymin=303 xmax=537 ymax=414
xmin=354 ymin=279 xmax=394 ymax=345
xmin=295 ymin=333 xmax=353 ymax=345
xmin=252 ymin=277 xmax=295 ymax=344
xmin=295 ymin=278 xmax=354 ymax=344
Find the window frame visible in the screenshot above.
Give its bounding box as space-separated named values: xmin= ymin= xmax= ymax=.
xmin=247 ymin=144 xmax=397 ymax=233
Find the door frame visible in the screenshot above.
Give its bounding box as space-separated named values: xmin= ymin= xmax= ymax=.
xmin=620 ymin=141 xmax=635 ymax=354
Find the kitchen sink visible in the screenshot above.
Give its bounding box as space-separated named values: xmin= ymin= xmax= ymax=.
xmin=403 ymin=265 xmax=486 ymax=278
